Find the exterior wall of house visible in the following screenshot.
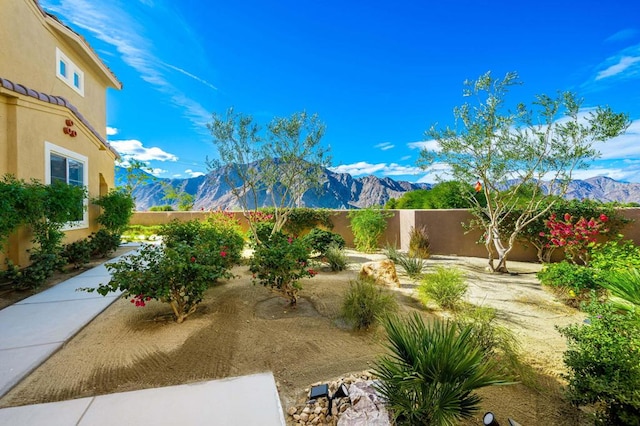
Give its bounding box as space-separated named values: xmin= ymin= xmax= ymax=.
xmin=0 ymin=0 xmax=112 ymax=136
xmin=0 ymin=0 xmax=120 ymax=267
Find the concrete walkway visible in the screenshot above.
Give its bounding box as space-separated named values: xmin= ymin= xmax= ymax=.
xmin=0 ymin=247 xmax=285 ymax=425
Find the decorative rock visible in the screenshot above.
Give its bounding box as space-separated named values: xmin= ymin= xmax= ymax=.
xmin=300 ymin=413 xmax=309 ymax=422
xmin=314 ymin=406 xmax=322 ymax=414
xmin=293 ymin=414 xmax=301 ymax=420
xmin=303 ymin=406 xmax=312 ymax=414
xmin=287 ymin=406 xmax=297 ymax=416
xmin=359 ymin=260 xmax=400 ymax=287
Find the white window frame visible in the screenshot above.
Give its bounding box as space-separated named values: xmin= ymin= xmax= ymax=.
xmin=56 ymin=48 xmax=85 ymax=96
xmin=45 ymin=142 xmax=89 ymax=230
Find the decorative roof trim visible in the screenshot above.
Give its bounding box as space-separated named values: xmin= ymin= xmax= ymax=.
xmin=1 ymin=77 xmax=120 ymax=160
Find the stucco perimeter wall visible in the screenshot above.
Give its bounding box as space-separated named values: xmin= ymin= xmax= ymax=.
xmin=131 ymin=208 xmax=640 ymax=263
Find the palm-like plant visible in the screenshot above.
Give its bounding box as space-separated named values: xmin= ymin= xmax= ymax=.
xmin=374 ymin=313 xmax=509 ymax=425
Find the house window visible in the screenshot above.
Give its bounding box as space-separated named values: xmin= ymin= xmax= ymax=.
xmin=45 ymin=142 xmax=89 ymax=229
xmin=56 ymin=48 xmax=84 ymax=96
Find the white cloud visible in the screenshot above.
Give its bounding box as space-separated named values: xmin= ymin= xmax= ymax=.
xmin=149 ymin=168 xmax=167 ymax=176
xmin=596 ymin=55 xmax=640 ymax=80
xmin=40 ymin=0 xmax=213 ymax=129
xmin=400 ymin=155 xmax=411 ymax=161
xmin=407 ymin=139 xmax=441 ymax=151
xmin=184 ymin=169 xmax=205 ymax=178
xmin=329 ymin=162 xmax=422 ymax=177
xmin=109 ymin=139 xmax=178 ymax=162
xmin=374 ymin=142 xmax=394 ymax=151
xmin=106 ymin=126 xmax=118 ymax=136
xmin=415 ymin=162 xmax=453 ymax=184
xmin=595 ymin=118 xmax=640 ymax=160
xmin=606 ymin=29 xmax=638 ymax=43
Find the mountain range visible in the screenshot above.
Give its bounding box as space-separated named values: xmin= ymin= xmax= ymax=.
xmin=117 ymin=166 xmax=640 ymax=210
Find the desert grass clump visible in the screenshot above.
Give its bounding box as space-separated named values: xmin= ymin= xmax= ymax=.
xmin=341 ymin=277 xmax=398 ymax=330
xmin=396 ymin=253 xmax=425 ymax=279
xmin=374 ymin=313 xmax=509 ymax=425
xmin=408 ymin=225 xmax=430 ymax=258
xmin=418 ymin=265 xmax=467 ymax=309
xmin=384 ymin=243 xmax=401 ymax=262
xmin=325 ymin=243 xmax=349 ymax=271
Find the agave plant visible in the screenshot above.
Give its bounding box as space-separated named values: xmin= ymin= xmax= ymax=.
xmin=374 ymin=313 xmax=509 ymax=425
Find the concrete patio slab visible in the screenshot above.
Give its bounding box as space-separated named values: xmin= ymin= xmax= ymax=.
xmin=0 ymin=343 xmax=61 ymax=397
xmin=0 ymin=397 xmax=93 ymax=426
xmin=0 ymin=373 xmax=285 ymax=426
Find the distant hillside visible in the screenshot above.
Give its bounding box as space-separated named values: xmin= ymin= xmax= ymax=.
xmin=116 ymin=167 xmax=640 ymax=210
xmin=117 ymin=164 xmax=431 ymax=210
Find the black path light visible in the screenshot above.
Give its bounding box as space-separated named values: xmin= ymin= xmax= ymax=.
xmin=483 ymin=412 xmax=522 ymax=426
xmin=309 ymin=382 xmax=350 ymax=416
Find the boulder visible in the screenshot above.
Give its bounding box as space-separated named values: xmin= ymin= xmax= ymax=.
xmin=359 ymin=260 xmax=400 ymax=288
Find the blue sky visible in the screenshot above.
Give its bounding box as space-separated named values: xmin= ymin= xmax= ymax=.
xmin=42 ymin=0 xmax=640 ymax=183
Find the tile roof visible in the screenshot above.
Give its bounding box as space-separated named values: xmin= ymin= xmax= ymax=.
xmin=0 ymin=77 xmax=120 ymax=159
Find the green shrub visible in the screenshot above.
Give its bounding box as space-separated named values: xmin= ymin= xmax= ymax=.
xmin=280 ymin=207 xmax=334 ymax=236
xmin=93 ymin=189 xmax=134 ymax=235
xmin=558 ymin=300 xmax=640 ymax=425
xmin=249 ymin=231 xmax=314 ymax=306
xmin=537 ymin=261 xmax=600 ymax=292
xmin=408 ymin=225 xmax=430 ymax=258
xmin=396 ymin=253 xmax=425 ymax=279
xmin=418 ymin=266 xmax=467 ymax=309
xmin=89 ymin=229 xmax=122 ymax=258
xmin=341 ymin=277 xmax=397 ymax=330
xmin=301 ymin=228 xmax=345 ymax=256
xmin=161 ymin=219 xmax=244 ymax=267
xmin=149 ymin=205 xmax=174 ymax=211
xmin=374 ymin=313 xmax=508 ymax=425
xmin=62 ymin=238 xmax=93 ymax=269
xmin=590 ymin=239 xmax=640 ymax=272
xmin=324 ymin=243 xmax=349 ymax=271
xmin=348 ymin=207 xmax=393 ymax=253
xmin=4 ymin=251 xmax=62 ymax=290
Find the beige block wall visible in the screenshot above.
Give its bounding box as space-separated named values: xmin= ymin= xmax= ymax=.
xmin=0 ymin=0 xmax=109 ymax=135
xmin=129 ymin=208 xmax=640 ymax=264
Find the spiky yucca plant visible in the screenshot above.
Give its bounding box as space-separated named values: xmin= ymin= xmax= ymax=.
xmin=374 ymin=313 xmax=509 ymax=425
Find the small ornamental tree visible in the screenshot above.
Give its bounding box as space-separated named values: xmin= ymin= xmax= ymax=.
xmin=208 ymin=109 xmax=330 ymax=243
xmin=542 ymin=212 xmax=609 ymax=265
xmin=419 ymin=71 xmax=629 ymax=272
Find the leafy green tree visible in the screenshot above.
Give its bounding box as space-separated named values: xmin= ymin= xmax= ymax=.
xmin=419 ymin=71 xmax=629 ymax=272
xmin=208 ymin=109 xmax=330 ymax=242
xmin=386 ymin=181 xmax=486 ymax=209
xmin=117 ymin=159 xmax=156 ymax=196
xmin=161 ymin=181 xmax=195 ymax=211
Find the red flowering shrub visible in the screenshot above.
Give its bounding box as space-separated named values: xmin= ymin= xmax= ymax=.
xmin=249 ymin=231 xmax=314 ymax=306
xmin=542 ymin=213 xmax=609 ymax=265
xmin=85 ymin=219 xmax=244 ymax=323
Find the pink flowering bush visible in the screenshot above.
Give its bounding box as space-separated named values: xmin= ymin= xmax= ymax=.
xmin=86 ymin=219 xmax=244 ymax=323
xmin=249 ymin=231 xmax=315 ymax=306
xmin=542 ymin=212 xmax=609 ymax=265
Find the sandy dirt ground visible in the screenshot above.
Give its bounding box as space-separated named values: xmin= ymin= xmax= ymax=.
xmin=0 ymin=250 xmax=589 ymax=425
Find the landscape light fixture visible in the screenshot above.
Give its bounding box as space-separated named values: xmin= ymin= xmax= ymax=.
xmin=483 ymin=412 xmax=522 ymax=426
xmin=309 ymin=383 xmax=350 ymax=416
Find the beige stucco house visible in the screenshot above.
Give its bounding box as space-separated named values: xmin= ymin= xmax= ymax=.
xmin=0 ymin=0 xmax=122 ymax=266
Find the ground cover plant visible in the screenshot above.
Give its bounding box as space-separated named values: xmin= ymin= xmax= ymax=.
xmin=396 ymin=252 xmax=425 ymax=279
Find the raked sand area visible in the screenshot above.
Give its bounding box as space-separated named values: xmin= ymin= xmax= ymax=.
xmin=0 ymin=249 xmax=589 ymax=425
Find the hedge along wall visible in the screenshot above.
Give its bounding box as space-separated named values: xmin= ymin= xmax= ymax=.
xmin=129 ymin=208 xmax=640 ymax=263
